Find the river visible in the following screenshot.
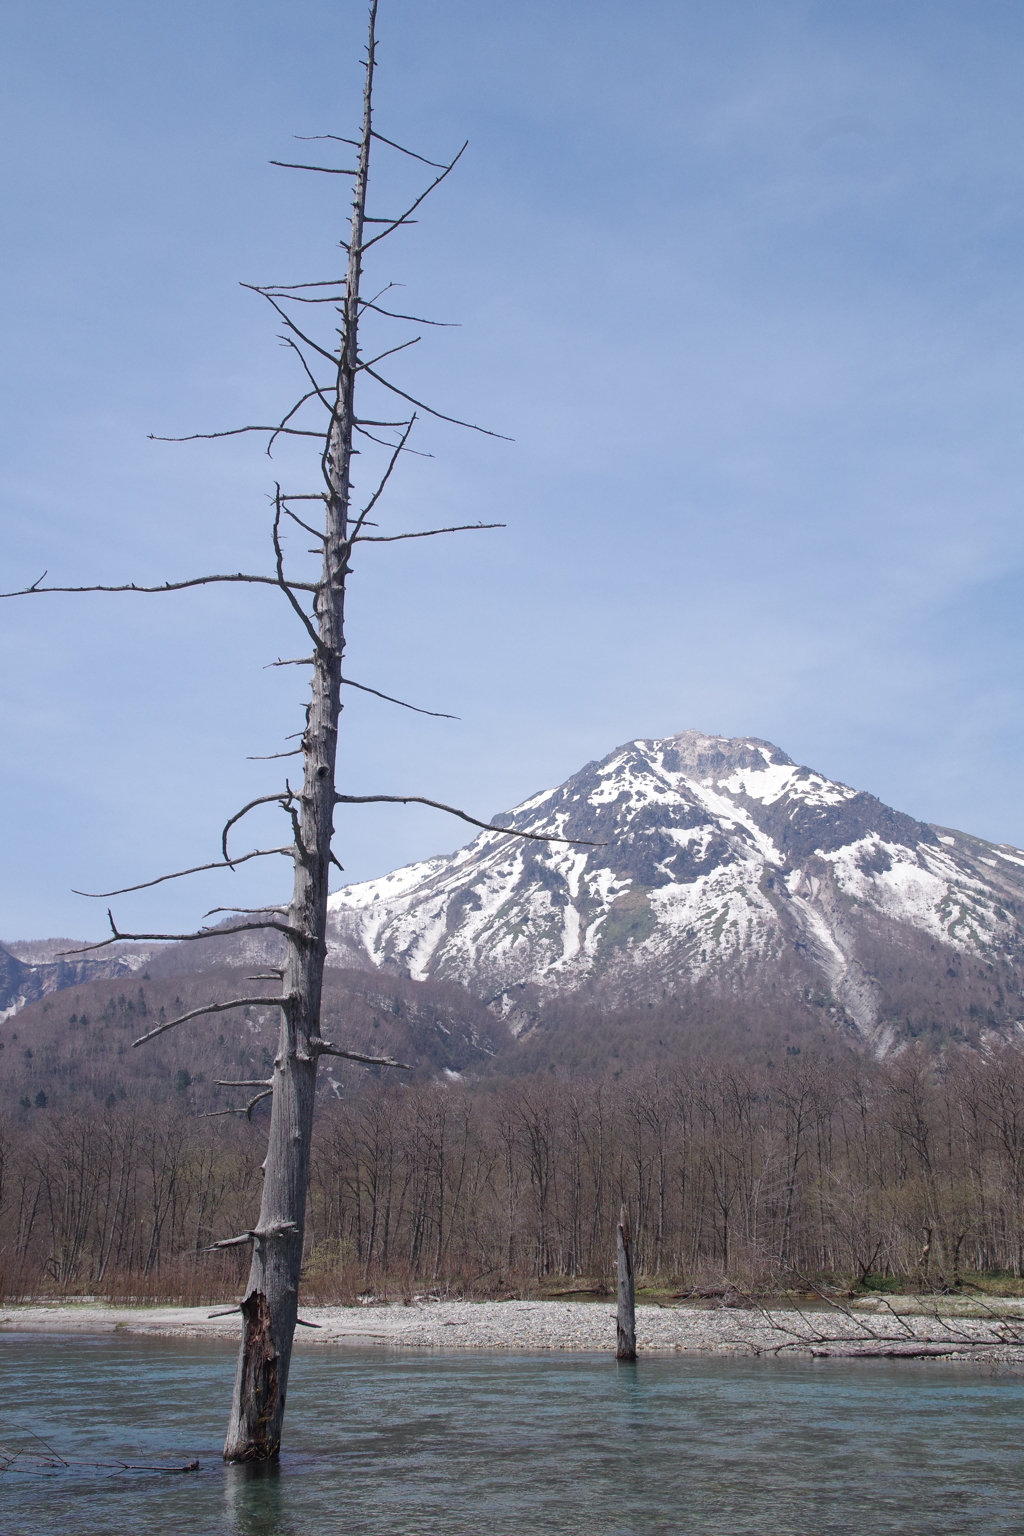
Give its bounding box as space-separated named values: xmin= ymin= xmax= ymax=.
xmin=1 ymin=1334 xmax=1021 ymax=1534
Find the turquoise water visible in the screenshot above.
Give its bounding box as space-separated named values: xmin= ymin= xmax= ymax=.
xmin=0 ymin=1334 xmax=1021 ymax=1534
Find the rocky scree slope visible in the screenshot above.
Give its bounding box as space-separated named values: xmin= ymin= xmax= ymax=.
xmin=0 ymin=940 xmax=155 ymax=1023
xmin=326 ymin=731 xmax=1024 ymax=1046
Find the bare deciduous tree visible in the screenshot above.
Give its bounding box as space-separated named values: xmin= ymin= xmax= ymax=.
xmin=2 ymin=1 xmax=592 ymax=1460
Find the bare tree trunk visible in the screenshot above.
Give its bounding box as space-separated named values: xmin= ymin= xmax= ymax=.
xmin=616 ymin=1203 xmax=636 ymax=1362
xmin=221 ymin=6 xmax=377 ymax=1463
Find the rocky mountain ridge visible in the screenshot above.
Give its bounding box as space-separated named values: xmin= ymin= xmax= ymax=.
xmin=6 ymin=730 xmax=1022 ymax=1057
xmin=0 ymin=939 xmax=155 ymax=1023
xmin=326 ymin=730 xmax=1024 ymax=1047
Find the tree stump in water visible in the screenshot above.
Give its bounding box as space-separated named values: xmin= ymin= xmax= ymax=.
xmin=616 ymin=1203 xmax=637 ymax=1362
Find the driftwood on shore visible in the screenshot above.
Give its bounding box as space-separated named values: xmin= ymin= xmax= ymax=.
xmin=744 ymin=1279 xmax=1024 ymax=1359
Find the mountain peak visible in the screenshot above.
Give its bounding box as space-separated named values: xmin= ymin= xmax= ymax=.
xmin=327 ymin=729 xmax=1024 ymax=1045
xmin=646 ymin=728 xmax=793 ymax=777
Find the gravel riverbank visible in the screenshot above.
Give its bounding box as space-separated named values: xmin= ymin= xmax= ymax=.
xmin=3 ymin=1296 xmax=1024 ymax=1362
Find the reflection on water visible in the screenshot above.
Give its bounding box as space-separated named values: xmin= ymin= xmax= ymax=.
xmin=223 ymin=1461 xmax=296 ymax=1536
xmin=0 ymin=1332 xmax=1022 ymax=1536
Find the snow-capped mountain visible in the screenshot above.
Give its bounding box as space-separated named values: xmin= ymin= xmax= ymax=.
xmin=327 ymin=731 xmax=1024 ymax=1042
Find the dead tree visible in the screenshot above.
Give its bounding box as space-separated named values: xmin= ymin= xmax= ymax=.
xmin=616 ymin=1203 xmax=637 ymax=1361
xmin=744 ymin=1274 xmax=1024 ymax=1361
xmin=2 ymin=1 xmax=597 ymax=1460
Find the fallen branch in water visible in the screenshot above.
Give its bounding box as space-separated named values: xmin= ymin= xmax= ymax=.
xmin=0 ymin=1445 xmax=200 ymax=1475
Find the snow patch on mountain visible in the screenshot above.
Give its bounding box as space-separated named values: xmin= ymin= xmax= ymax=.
xmin=326 ymin=730 xmax=1024 ymax=1033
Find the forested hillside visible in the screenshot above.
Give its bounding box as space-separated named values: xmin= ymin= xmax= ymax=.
xmin=0 ymin=966 xmax=504 ymax=1114
xmin=4 ymin=1040 xmax=1024 ymax=1301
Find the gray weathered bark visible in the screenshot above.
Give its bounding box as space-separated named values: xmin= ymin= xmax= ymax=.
xmin=222 ymin=3 xmax=378 ymax=1463
xmin=616 ymin=1203 xmax=637 ymax=1362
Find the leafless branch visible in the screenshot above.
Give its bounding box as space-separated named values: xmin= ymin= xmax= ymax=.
xmin=353 ymin=423 xmax=432 ymax=455
xmin=282 ymin=508 xmax=324 ymax=544
xmin=356 ymin=521 xmax=503 ymax=544
xmin=150 ymin=425 xmax=324 ymax=443
xmin=311 ymin=1038 xmax=410 ymax=1069
xmin=71 ymin=845 xmax=292 ymax=899
xmin=362 ymin=142 xmax=468 ymax=251
xmin=7 ymin=569 xmax=46 ymax=590
xmin=279 ymin=336 xmax=334 ymax=419
xmin=341 ymin=678 xmax=457 ymax=719
xmin=361 ymin=298 xmax=457 ymax=327
xmin=354 ymin=416 xmax=417 ymax=427
xmin=357 ymin=336 xmax=420 ymax=373
xmin=371 ymin=129 xmax=449 ymax=169
xmin=249 ymin=277 xmax=347 ymax=291
xmin=874 ymin=1295 xmax=917 ymax=1337
xmin=204 ymin=1220 xmax=297 ymax=1252
xmin=222 ymin=790 xmax=299 ymax=862
xmin=334 ymin=794 xmax=605 ymax=846
xmin=348 ymin=417 xmax=416 ymax=541
xmin=0 ymin=573 xmax=318 ymax=600
xmin=269 ymin=161 xmax=357 ymax=175
xmin=58 ymin=912 xmax=310 ymax=957
xmin=957 ymin=1292 xmax=1024 ymax=1338
xmin=209 ymin=1089 xmax=275 ymax=1122
xmin=202 ymin=905 xmax=288 ymax=918
xmin=243 ymin=288 xmax=340 ymax=366
xmin=272 ymin=493 xmax=326 ymax=657
xmin=732 ymin=1265 xmax=1024 ymax=1360
xmin=133 ymin=995 xmax=291 ymax=1049
xmin=294 ymin=134 xmax=358 ymax=146
xmin=263 ymin=388 xmax=329 ymax=457
xmin=260 ymin=292 xmax=346 ymax=305
xmin=362 ymin=366 xmax=511 ymax=440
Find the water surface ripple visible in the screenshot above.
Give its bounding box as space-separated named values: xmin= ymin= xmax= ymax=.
xmin=0 ymin=1334 xmax=1020 ymax=1534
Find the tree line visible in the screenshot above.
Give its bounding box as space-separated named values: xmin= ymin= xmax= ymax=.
xmin=4 ymin=1038 xmax=1024 ymax=1301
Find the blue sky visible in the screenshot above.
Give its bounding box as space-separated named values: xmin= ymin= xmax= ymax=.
xmin=2 ymin=0 xmax=1023 ymax=939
